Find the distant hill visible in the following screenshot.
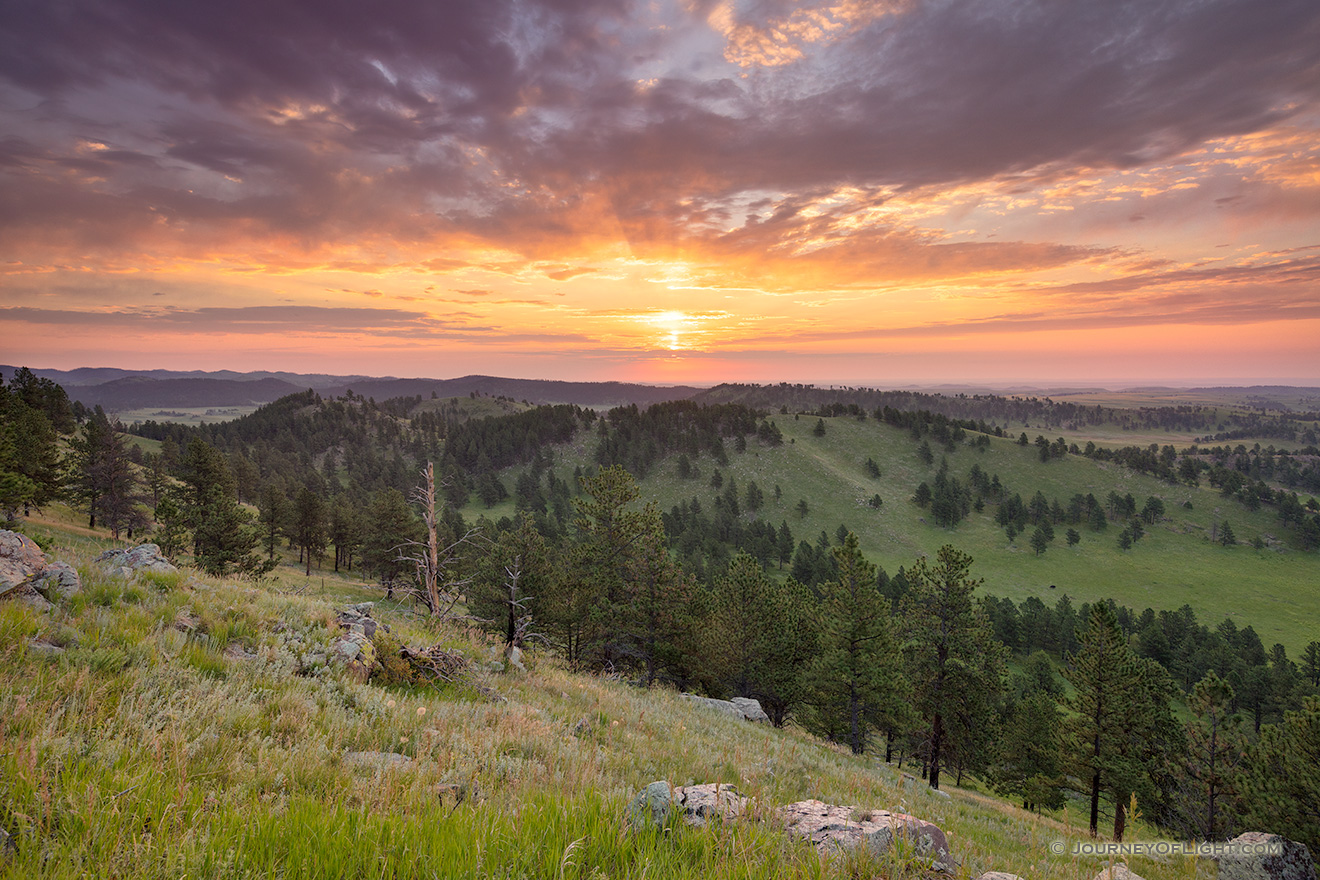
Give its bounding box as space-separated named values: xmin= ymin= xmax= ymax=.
xmin=0 ymin=366 xmax=702 ymax=413
xmin=67 ymin=376 xmax=306 ymax=411
xmin=322 ymin=375 xmax=701 ymax=408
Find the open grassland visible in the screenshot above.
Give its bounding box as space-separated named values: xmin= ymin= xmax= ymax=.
xmin=114 ymin=405 xmax=263 ymax=427
xmin=478 ymin=414 xmax=1319 ymax=654
xmin=1 ymin=527 xmax=1207 ymax=880
xmin=408 ymin=395 xmax=534 ymax=421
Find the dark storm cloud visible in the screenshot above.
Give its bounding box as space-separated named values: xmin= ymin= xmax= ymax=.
xmin=0 ymin=0 xmax=1317 ymax=259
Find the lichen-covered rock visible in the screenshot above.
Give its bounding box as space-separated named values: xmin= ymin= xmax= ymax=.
xmin=977 ymin=873 xmax=1026 ymax=880
xmin=0 ymin=529 xmax=47 ymax=597
xmin=94 ymin=544 xmax=177 ymax=578
xmin=1092 ymin=865 xmax=1145 ymax=880
xmin=1214 ymin=833 xmax=1316 ymax=880
xmin=627 ymin=781 xmax=748 ymax=828
xmin=33 ymin=561 xmax=81 ymax=600
xmin=629 ymin=781 xmax=676 ymax=827
xmin=780 ymin=799 xmax=955 ymax=873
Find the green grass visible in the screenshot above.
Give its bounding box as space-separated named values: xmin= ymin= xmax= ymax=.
xmin=472 ymin=414 xmax=1319 ymax=655
xmin=1 ymin=527 xmax=1209 ymax=880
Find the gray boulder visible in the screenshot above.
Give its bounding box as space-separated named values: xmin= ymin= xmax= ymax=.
xmin=679 ymin=693 xmax=770 ymax=723
xmin=0 ymin=529 xmax=47 ymax=597
xmin=94 ymin=544 xmax=177 ymax=578
xmin=1214 ymin=832 xmax=1315 ymax=880
xmin=977 ymin=874 xmax=1026 ymax=880
xmin=780 ymin=799 xmax=955 ymax=873
xmin=33 ymin=561 xmax=81 ymax=600
xmin=729 ymin=697 xmax=770 ymax=724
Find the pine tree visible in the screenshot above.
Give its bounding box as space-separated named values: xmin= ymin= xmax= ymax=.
xmin=902 ymin=544 xmax=1006 ymax=790
xmin=992 ymin=690 xmax=1066 ymax=811
xmin=702 ymin=554 xmax=814 ymax=725
xmin=470 ymin=513 xmax=554 ymax=647
xmin=292 ymin=485 xmax=328 ymax=576
xmin=1177 ymin=671 xmax=1245 ymax=840
xmin=66 ymin=408 xmax=115 ymax=529
xmin=1236 ymin=697 xmax=1320 ymax=855
xmin=1065 ymin=602 xmax=1178 ymax=840
xmin=258 ymin=482 xmax=290 ymax=563
xmin=361 ymin=487 xmax=422 ymax=594
xmin=799 ymin=532 xmax=904 ymax=755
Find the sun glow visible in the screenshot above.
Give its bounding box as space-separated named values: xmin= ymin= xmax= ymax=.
xmin=643 ymin=310 xmax=697 ymax=351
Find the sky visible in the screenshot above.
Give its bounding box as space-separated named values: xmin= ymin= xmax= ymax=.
xmin=2 ymin=0 xmax=1319 ymax=387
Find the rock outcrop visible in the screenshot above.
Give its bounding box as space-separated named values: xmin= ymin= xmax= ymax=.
xmin=0 ymin=530 xmax=47 ymax=598
xmin=95 ymin=544 xmax=177 ymax=579
xmin=679 ymin=693 xmax=770 ymax=723
xmin=780 ymin=799 xmax=955 ymax=873
xmin=628 ymin=782 xmax=749 ymax=828
xmin=1214 ymin=832 xmax=1316 ymax=880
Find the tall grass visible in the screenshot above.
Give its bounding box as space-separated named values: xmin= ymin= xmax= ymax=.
xmin=1 ymin=534 xmax=1205 ymax=879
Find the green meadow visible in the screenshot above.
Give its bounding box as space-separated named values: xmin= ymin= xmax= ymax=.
xmin=476 ymin=413 xmax=1318 ymax=655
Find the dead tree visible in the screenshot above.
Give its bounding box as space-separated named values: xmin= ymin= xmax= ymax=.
xmin=399 ymin=461 xmax=477 ymax=618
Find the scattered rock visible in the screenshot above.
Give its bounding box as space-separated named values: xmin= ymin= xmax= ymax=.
xmin=0 ymin=824 xmax=13 ymax=860
xmin=332 ymin=631 xmax=376 ymax=680
xmin=672 ymin=783 xmax=749 ymax=826
xmin=679 ymin=693 xmax=770 ymax=723
xmin=0 ymin=529 xmax=47 ymax=597
xmin=1092 ymin=865 xmax=1145 ymax=880
xmin=344 ymin=751 xmax=413 ymax=771
xmin=780 ymin=799 xmax=955 ymax=873
xmin=33 ymin=561 xmax=81 ymax=600
xmin=627 ymin=782 xmax=750 ymax=828
xmin=26 ymin=638 xmax=64 ymax=656
xmin=337 ymin=603 xmax=383 ymax=639
xmin=977 ymin=873 xmax=1026 ymax=880
xmin=1214 ymin=832 xmax=1316 ymax=880
xmin=16 ymin=588 xmax=53 ymax=612
xmin=506 ymin=644 xmax=526 ymax=673
xmin=331 ymin=604 xmax=383 ymax=680
xmin=94 ymin=544 xmax=177 ymax=578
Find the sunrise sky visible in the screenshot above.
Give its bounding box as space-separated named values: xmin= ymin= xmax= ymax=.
xmin=2 ymin=0 xmax=1318 ymax=386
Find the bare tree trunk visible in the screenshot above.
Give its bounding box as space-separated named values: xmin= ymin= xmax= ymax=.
xmin=424 ymin=462 xmax=440 ymax=614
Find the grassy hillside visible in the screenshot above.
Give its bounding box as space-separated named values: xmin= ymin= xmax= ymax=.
xmin=1 ymin=521 xmax=1206 ymax=880
xmin=475 ymin=414 xmax=1319 ymax=655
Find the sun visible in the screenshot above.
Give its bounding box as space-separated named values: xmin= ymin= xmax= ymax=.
xmin=645 ymin=310 xmax=693 ymax=351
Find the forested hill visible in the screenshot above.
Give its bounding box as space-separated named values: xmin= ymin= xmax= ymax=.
xmin=319 ymin=375 xmax=702 ymax=408
xmin=694 ymin=382 xmax=1320 ymax=442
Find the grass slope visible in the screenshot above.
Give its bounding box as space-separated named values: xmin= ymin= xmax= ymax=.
xmin=1 ymin=521 xmax=1204 ymax=880
xmin=476 ymin=415 xmax=1319 ymax=654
